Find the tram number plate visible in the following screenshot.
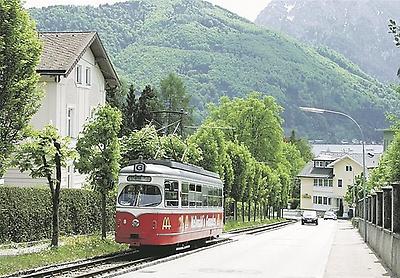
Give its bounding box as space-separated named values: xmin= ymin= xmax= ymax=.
xmin=133 ymin=163 xmax=146 ymax=173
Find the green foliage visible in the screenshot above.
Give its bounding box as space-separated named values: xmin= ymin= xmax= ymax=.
xmin=28 ymin=0 xmax=398 ymax=142
xmin=0 ymin=0 xmax=43 ymax=176
xmin=287 ymin=130 xmax=313 ymax=162
xmin=0 ymin=187 xmax=115 ymax=244
xmin=12 ymin=125 xmax=76 ymax=246
xmin=75 ymin=105 xmax=122 ymax=191
xmin=369 ymin=131 xmax=400 ymax=189
xmin=121 ymin=125 xmax=202 ymax=166
xmin=75 ymin=105 xmax=122 ymax=239
xmin=13 ymin=126 xmax=75 ymax=183
xmin=189 ymin=122 xmax=230 ymax=182
xmin=160 ymin=134 xmax=202 ymax=164
xmin=209 ymin=93 xmax=284 ymax=167
xmin=160 ymin=73 xmax=193 ymax=132
xmin=121 ymin=125 xmax=160 ymax=165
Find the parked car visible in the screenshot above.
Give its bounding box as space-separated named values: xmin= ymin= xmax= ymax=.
xmin=301 ymin=210 xmax=318 ymax=225
xmin=323 ymin=211 xmax=337 ymax=220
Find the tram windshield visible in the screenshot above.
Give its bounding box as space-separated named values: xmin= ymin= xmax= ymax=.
xmin=118 ymin=184 xmax=161 ymax=207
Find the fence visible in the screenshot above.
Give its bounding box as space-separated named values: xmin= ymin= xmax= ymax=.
xmin=354 ymin=182 xmax=400 ymax=277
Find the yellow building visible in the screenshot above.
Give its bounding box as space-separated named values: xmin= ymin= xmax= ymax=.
xmin=298 ymin=151 xmax=380 ymax=216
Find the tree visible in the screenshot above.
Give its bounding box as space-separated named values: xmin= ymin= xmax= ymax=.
xmin=75 ymin=105 xmax=122 ymax=239
xmin=0 ymin=0 xmax=43 ymax=176
xmin=287 ymin=130 xmax=313 ymax=162
xmin=160 ymin=73 xmax=192 ymax=133
xmin=121 ymin=85 xmax=137 ymax=136
xmin=106 ymin=79 xmax=128 ymax=110
xmin=13 ymin=126 xmax=75 ymax=247
xmin=209 ymin=93 xmax=284 ymax=167
xmin=121 ymin=125 xmax=161 ymax=166
xmin=160 ymin=134 xmax=202 ymax=164
xmin=136 ymin=85 xmax=163 ymax=130
xmin=226 ymin=141 xmax=252 ymax=220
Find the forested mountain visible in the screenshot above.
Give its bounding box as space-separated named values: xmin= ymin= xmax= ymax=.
xmin=255 ymin=0 xmax=400 ymax=83
xmin=30 ymin=0 xmax=399 ymax=142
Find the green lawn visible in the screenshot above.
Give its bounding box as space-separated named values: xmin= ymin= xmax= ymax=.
xmin=0 ymin=235 xmax=129 ymax=276
xmin=224 ymin=218 xmax=285 ymax=232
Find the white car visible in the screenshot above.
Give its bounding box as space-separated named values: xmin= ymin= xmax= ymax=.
xmin=323 ymin=211 xmax=337 ymax=220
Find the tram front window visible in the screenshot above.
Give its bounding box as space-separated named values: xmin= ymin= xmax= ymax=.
xmin=118 ymin=184 xmax=161 ymax=207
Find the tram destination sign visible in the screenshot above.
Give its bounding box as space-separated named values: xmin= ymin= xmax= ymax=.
xmin=127 ymin=175 xmax=152 ymax=182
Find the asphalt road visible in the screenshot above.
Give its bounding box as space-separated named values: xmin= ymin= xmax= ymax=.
xmin=117 ymin=220 xmax=390 ymax=278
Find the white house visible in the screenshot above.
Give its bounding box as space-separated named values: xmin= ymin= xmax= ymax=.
xmin=298 ymin=150 xmax=381 ymax=216
xmin=3 ymin=31 xmax=120 ymax=188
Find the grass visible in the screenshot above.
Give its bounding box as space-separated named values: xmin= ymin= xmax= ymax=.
xmin=224 ymin=218 xmax=286 ymax=232
xmin=0 ymin=235 xmax=129 ymax=276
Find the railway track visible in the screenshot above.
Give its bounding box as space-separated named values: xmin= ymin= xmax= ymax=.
xmin=4 ymin=220 xmax=294 ymax=278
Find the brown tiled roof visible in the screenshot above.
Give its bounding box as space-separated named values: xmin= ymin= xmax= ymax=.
xmin=37 ymin=32 xmax=119 ymax=87
xmin=38 ymin=32 xmax=95 ymax=75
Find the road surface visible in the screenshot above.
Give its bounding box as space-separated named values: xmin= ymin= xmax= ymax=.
xmin=117 ymin=220 xmax=391 ymax=278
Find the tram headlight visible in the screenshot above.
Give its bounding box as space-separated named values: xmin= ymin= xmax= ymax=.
xmin=132 ymin=219 xmax=140 ymax=227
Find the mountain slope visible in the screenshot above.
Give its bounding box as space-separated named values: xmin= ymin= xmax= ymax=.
xmin=29 ymin=0 xmax=399 ymax=142
xmin=255 ymin=0 xmax=400 ymax=83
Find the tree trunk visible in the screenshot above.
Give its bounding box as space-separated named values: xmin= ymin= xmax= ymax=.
xmin=51 ymin=140 xmax=62 ymax=248
xmin=241 ymin=199 xmax=245 ymax=222
xmin=101 ymin=190 xmax=107 ymax=239
xmin=234 ymin=200 xmax=238 ymax=221
xmin=223 ymin=195 xmax=226 ymax=224
xmin=253 ymin=201 xmax=256 ymax=221
xmin=247 ymin=201 xmax=251 ymax=222
xmin=50 ymin=188 xmax=60 ymax=247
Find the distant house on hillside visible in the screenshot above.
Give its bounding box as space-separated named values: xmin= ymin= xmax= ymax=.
xmin=3 ymin=31 xmax=120 ymax=188
xmin=297 ymin=150 xmax=382 ymax=217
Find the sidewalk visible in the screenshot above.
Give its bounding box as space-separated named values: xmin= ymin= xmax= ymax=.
xmin=324 ymin=220 xmax=393 ymax=278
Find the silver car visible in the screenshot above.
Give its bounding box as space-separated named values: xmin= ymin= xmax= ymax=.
xmin=323 ymin=211 xmax=337 ymax=220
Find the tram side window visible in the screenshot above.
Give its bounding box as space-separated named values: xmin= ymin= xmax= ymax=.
xmin=196 ymin=185 xmax=202 ymax=207
xmin=189 ymin=183 xmax=196 ymax=207
xmin=181 ymin=182 xmax=189 ymax=207
xmin=218 ymin=188 xmax=223 ymax=207
xmin=202 ymin=185 xmax=208 ymax=207
xmin=164 ymin=180 xmax=179 ymax=207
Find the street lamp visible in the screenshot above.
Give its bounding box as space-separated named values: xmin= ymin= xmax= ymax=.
xmin=299 ymin=106 xmax=367 ymax=242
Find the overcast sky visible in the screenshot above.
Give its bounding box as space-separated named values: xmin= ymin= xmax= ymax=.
xmin=23 ymin=0 xmax=271 ymax=21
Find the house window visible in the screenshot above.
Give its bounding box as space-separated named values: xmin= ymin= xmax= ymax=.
xmin=346 ymin=165 xmax=352 ymax=172
xmin=76 ymin=65 xmax=82 ymax=84
xmin=67 ymin=107 xmax=74 ymax=137
xmin=313 ymin=179 xmax=318 ymax=187
xmin=318 ymin=179 xmax=323 ymax=187
xmin=329 ymin=179 xmax=333 ymax=187
xmin=85 ymin=67 xmax=91 ymax=86
xmin=324 ymin=179 xmax=329 ymax=187
xmin=318 ymin=196 xmax=323 ymax=204
xmin=338 ymin=179 xmax=343 ymax=187
xmin=328 ymin=198 xmax=332 ymax=205
xmin=323 ymin=197 xmax=328 ymax=205
xmin=313 ymin=196 xmax=317 ymax=204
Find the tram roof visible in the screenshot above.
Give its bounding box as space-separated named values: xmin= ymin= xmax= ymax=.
xmin=120 ymin=160 xmax=221 ymax=180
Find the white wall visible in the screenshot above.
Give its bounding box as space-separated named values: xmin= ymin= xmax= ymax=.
xmin=4 ymin=47 xmax=106 ymax=189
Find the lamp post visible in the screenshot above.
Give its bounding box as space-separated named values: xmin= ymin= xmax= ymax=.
xmin=299 ymin=106 xmax=367 ymax=242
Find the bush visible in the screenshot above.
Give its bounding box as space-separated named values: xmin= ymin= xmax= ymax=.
xmin=0 ymin=187 xmax=116 ymax=243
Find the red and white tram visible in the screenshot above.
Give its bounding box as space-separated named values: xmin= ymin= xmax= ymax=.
xmin=115 ymin=160 xmax=224 ymax=248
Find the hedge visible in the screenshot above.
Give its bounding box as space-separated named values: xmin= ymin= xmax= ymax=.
xmin=0 ymin=187 xmax=116 ymax=243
